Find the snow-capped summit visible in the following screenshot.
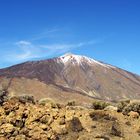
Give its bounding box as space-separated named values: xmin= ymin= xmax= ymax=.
xmin=59 ymin=53 xmax=85 ymax=64
xmin=59 ymin=53 xmax=114 ymax=68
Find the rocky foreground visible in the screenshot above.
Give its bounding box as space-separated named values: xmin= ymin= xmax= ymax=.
xmin=0 ymin=94 xmax=140 ymax=140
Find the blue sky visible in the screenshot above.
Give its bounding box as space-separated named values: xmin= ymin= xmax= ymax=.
xmin=0 ymin=0 xmax=140 ymax=75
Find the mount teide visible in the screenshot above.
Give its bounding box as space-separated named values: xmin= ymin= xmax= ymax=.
xmin=0 ymin=53 xmax=140 ymax=104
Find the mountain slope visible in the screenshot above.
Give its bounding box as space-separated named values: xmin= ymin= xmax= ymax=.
xmin=0 ymin=53 xmax=140 ymax=102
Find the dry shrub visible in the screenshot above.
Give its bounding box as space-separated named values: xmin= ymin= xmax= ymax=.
xmin=92 ymin=100 xmax=110 ymax=110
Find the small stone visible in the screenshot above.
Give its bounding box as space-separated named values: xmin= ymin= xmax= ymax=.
xmin=104 ymin=106 xmax=118 ymax=111
xmin=66 ymin=117 xmax=83 ymax=132
xmin=110 ymin=123 xmax=122 ymax=137
xmin=15 ymin=135 xmax=26 ymax=140
xmin=95 ymin=134 xmax=110 ymax=140
xmin=0 ymin=123 xmax=15 ymax=133
xmin=128 ymin=111 xmax=139 ymax=119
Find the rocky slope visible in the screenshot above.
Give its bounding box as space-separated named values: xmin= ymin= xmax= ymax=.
xmin=0 ymin=53 xmax=140 ymax=103
xmin=0 ymin=94 xmax=140 ymax=140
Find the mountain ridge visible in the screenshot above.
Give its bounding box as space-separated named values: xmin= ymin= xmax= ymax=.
xmin=1 ymin=53 xmax=139 ymax=76
xmin=0 ymin=53 xmax=140 ymax=103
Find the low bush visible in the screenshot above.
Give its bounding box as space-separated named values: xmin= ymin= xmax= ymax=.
xmin=39 ymin=98 xmax=54 ymax=105
xmin=67 ymin=100 xmax=76 ymax=106
xmin=38 ymin=98 xmax=57 ymax=108
xmin=117 ymin=99 xmax=130 ymax=112
xmin=122 ymin=102 xmax=140 ymax=115
xmin=0 ymin=90 xmax=8 ymax=105
xmin=92 ymin=100 xmax=110 ymax=110
xmin=18 ymin=94 xmax=35 ymax=104
xmin=117 ymin=99 xmax=140 ymax=115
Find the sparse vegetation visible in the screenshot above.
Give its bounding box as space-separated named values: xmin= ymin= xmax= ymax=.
xmin=117 ymin=99 xmax=140 ymax=115
xmin=92 ymin=100 xmax=110 ymax=110
xmin=0 ymin=89 xmax=8 ymax=105
xmin=122 ymin=102 xmax=140 ymax=115
xmin=0 ymin=93 xmax=139 ymax=139
xmin=117 ymin=99 xmax=130 ymax=112
xmin=38 ymin=98 xmax=58 ymax=108
xmin=18 ymin=94 xmax=35 ymax=104
xmin=38 ymin=98 xmax=54 ymax=105
xmin=67 ymin=100 xmax=76 ymax=106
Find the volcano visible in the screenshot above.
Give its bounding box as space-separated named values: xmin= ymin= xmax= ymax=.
xmin=0 ymin=53 xmax=140 ymax=104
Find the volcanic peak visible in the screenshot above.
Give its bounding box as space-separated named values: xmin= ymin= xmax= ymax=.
xmin=58 ymin=53 xmax=115 ymax=69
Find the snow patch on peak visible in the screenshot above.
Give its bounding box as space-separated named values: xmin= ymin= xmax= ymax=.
xmin=58 ymin=53 xmax=116 ymax=69
xmin=59 ymin=53 xmax=83 ymax=64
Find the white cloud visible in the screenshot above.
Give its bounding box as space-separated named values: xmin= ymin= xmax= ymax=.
xmin=4 ymin=39 xmax=97 ymax=63
xmin=16 ymin=40 xmax=31 ymax=46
